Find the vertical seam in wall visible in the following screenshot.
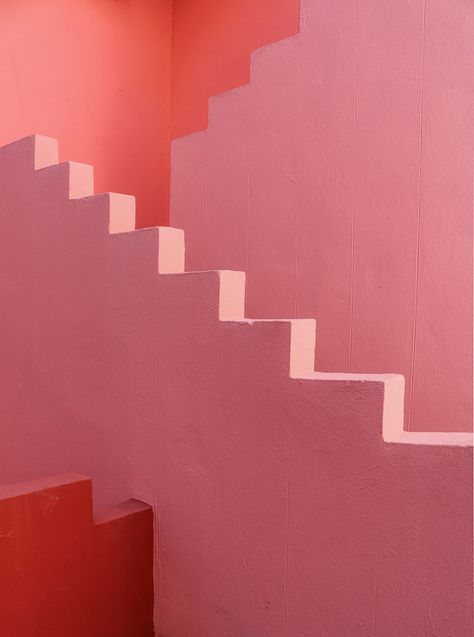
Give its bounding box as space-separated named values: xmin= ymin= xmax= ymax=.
xmin=294 ymin=43 xmax=302 ymax=318
xmin=349 ymin=0 xmax=360 ymax=371
xmin=216 ymin=366 xmax=221 ymax=531
xmin=169 ymin=0 xmax=176 ymax=148
xmin=371 ymin=438 xmax=385 ymax=637
xmin=282 ymin=386 xmax=291 ymax=637
xmin=408 ymin=0 xmax=427 ymax=432
xmin=155 ymin=279 xmax=161 ymax=631
xmin=204 ymin=134 xmax=209 ymax=265
xmin=246 ymin=124 xmax=252 ymax=311
xmin=215 ymin=272 xmax=222 ymax=533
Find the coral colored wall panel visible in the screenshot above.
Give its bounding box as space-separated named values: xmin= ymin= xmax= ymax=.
xmin=0 ymin=0 xmax=172 ymax=228
xmin=171 ymin=0 xmax=473 ymax=432
xmin=170 ymin=0 xmax=300 ymax=139
xmin=0 ymin=474 xmax=154 ymax=637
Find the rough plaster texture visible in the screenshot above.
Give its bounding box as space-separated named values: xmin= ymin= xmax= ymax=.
xmin=0 ymin=473 xmax=153 ymax=636
xmin=0 ymin=136 xmax=472 ymax=635
xmin=170 ymin=0 xmax=473 ymax=433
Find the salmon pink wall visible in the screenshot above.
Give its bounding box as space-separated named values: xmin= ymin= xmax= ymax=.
xmin=171 ymin=0 xmax=300 ymax=139
xmin=171 ymin=0 xmax=473 ymax=433
xmin=0 ymin=0 xmax=172 ymax=228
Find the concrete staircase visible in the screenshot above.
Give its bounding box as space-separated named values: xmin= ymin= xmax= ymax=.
xmin=0 ymin=134 xmax=471 ymax=636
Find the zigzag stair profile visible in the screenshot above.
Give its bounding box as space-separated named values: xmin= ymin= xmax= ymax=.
xmin=0 ymin=135 xmax=472 ymax=636
xmin=170 ymin=0 xmax=473 ymax=436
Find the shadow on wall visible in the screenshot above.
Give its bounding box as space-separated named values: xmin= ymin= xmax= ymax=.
xmin=170 ymin=0 xmax=300 ymax=138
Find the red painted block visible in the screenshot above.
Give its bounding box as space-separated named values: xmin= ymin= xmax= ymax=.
xmin=0 ymin=474 xmax=153 ymax=637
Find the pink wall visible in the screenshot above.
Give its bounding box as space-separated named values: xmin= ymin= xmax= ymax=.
xmin=0 ymin=135 xmax=472 ymax=635
xmin=171 ymin=0 xmax=473 ymax=432
xmin=0 ymin=474 xmax=153 ymax=636
xmin=0 ymin=0 xmax=172 ymax=228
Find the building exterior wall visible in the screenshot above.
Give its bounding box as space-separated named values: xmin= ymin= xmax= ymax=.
xmin=171 ymin=0 xmax=473 ymax=432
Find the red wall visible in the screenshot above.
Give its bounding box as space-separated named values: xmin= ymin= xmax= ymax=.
xmin=0 ymin=474 xmax=154 ymax=637
xmin=171 ymin=0 xmax=300 ymax=139
xmin=0 ymin=0 xmax=172 ymax=229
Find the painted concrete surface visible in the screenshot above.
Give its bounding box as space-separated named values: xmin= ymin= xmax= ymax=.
xmin=0 ymin=474 xmax=153 ymax=637
xmin=170 ymin=0 xmax=473 ymax=433
xmin=0 ymin=136 xmax=471 ymax=635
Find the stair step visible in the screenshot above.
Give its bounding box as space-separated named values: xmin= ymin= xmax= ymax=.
xmin=0 ymin=133 xmax=471 ymax=637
